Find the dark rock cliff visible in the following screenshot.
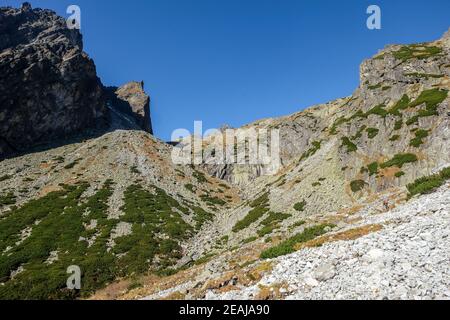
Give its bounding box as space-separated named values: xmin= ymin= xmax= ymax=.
xmin=0 ymin=4 xmax=109 ymax=158
xmin=105 ymin=81 xmax=153 ymax=134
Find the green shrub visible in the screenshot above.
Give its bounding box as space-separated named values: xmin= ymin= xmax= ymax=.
xmin=366 ymin=128 xmax=380 ymax=139
xmin=249 ymin=192 xmax=269 ymax=208
xmin=300 ymin=141 xmax=322 ymax=161
xmin=395 ymin=171 xmax=405 ymax=178
xmin=388 ymin=95 xmax=410 ymax=116
xmin=389 ymin=135 xmax=400 ymax=141
xmin=242 ymin=236 xmax=258 ymax=244
xmin=184 ymin=184 xmax=195 ymax=193
xmin=393 ymin=45 xmax=442 ymax=62
xmin=260 ymin=224 xmax=335 ymax=259
xmin=405 ymin=72 xmax=444 ymax=79
xmin=368 ymin=162 xmax=379 ymax=176
xmin=366 ymin=104 xmax=388 ymax=118
xmin=380 ymin=153 xmax=418 ymax=168
xmin=200 ymin=194 xmax=226 ymax=206
xmin=294 ymin=201 xmax=306 ymax=212
xmin=350 ymin=180 xmax=366 ymax=192
xmin=406 ymin=89 xmax=448 ymax=125
xmin=341 ymin=137 xmax=357 ymax=153
xmin=194 ymin=253 xmax=216 ymax=265
xmin=394 ymin=119 xmax=403 ymax=131
xmin=192 ymin=170 xmax=208 ymax=184
xmin=368 ymin=83 xmax=382 ymax=90
xmin=257 ymin=212 xmax=291 ymax=237
xmin=407 ymin=167 xmax=450 ymax=198
xmin=0 ymin=192 xmax=16 ymax=206
xmin=64 ymin=158 xmax=82 ymax=170
xmin=409 ymin=129 xmax=429 ymax=147
xmin=352 ymin=125 xmax=367 ymax=140
xmin=233 ymin=206 xmax=269 ymax=232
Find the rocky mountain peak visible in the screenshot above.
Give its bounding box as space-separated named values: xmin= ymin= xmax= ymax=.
xmin=21 ymin=2 xmax=32 ymax=12
xmin=0 ymin=5 xmax=154 ymax=160
xmin=105 ymin=81 xmax=153 ymax=134
xmin=0 ymin=5 xmax=107 ymax=159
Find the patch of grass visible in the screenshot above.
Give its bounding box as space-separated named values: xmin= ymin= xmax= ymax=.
xmin=352 ymin=125 xmax=367 ymax=140
xmin=409 ymin=129 xmax=429 ymax=147
xmin=242 ymin=236 xmax=258 ymax=244
xmin=395 ymin=171 xmax=405 ymax=178
xmin=0 ymin=192 xmax=16 ymax=206
xmin=249 ymin=192 xmax=269 ymax=208
xmin=388 ymin=95 xmax=410 ymax=116
xmin=299 ymin=141 xmax=322 ymax=161
xmin=200 ymin=194 xmax=226 ymax=206
xmin=64 ymin=158 xmax=82 ymax=170
xmin=394 ymin=119 xmax=403 ymax=130
xmin=368 ymin=83 xmax=382 ymax=90
xmin=368 ymin=162 xmax=379 ymax=176
xmin=194 ymin=253 xmax=216 ymax=265
xmin=289 ymin=220 xmax=306 ymax=230
xmin=405 ymin=72 xmax=444 ymax=79
xmin=407 ymin=167 xmax=450 ymax=198
xmin=341 ymin=137 xmax=357 ymax=153
xmin=393 ymin=45 xmax=442 ymax=62
xmin=389 ymin=135 xmax=400 ymax=141
xmin=380 ymin=153 xmax=418 ymax=169
xmin=192 ymin=170 xmax=208 ymax=184
xmin=260 ymin=224 xmax=335 ymax=259
xmin=366 ymin=128 xmax=380 ymax=139
xmin=366 ymin=104 xmax=388 ymax=118
xmin=406 ymin=89 xmax=448 ymax=125
xmin=233 ymin=206 xmax=269 ymax=233
xmin=330 ymin=117 xmax=348 ymax=135
xmin=191 ymin=206 xmax=214 ymax=230
xmin=293 ymin=201 xmax=306 ymax=212
xmin=184 ymin=184 xmax=195 ymax=193
xmin=257 ymin=212 xmax=291 ymax=237
xmin=233 ymin=192 xmax=270 ymax=232
xmin=350 ymin=180 xmax=366 ymax=193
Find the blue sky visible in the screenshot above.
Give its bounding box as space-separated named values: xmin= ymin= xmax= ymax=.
xmin=5 ymin=0 xmax=450 ymax=140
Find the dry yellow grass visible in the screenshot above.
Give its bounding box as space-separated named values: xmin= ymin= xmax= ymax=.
xmin=255 ymin=282 xmax=288 ymax=300
xmin=294 ymin=224 xmax=383 ymax=250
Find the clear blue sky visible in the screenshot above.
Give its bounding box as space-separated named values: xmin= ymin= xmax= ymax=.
xmin=5 ymin=0 xmax=450 ymax=140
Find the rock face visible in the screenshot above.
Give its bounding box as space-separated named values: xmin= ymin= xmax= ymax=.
xmin=105 ymin=82 xmax=153 ymax=134
xmin=0 ymin=4 xmax=108 ymax=159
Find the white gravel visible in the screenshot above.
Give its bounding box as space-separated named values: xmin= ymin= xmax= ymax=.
xmin=206 ymin=183 xmax=450 ymax=300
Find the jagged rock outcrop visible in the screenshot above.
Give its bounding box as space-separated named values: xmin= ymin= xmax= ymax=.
xmin=105 ymin=81 xmax=153 ymax=134
xmin=0 ymin=4 xmax=108 ymax=159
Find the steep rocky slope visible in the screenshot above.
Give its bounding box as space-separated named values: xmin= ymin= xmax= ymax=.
xmin=0 ymin=4 xmax=107 ymax=158
xmin=0 ymin=130 xmax=240 ymax=299
xmin=101 ymin=30 xmax=449 ymax=300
